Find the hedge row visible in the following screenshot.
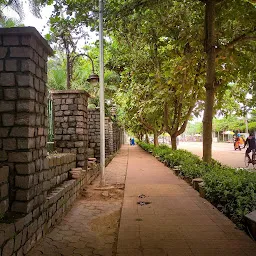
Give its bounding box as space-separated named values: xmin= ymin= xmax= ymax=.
xmin=138 ymin=141 xmax=256 ymax=228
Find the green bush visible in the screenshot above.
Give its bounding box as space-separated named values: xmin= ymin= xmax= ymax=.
xmin=137 ymin=141 xmax=256 ymax=229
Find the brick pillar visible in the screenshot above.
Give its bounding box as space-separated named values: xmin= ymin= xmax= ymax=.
xmin=108 ymin=121 xmax=114 ymax=155
xmin=105 ymin=117 xmax=110 ymax=158
xmin=0 ymin=27 xmax=53 ymax=213
xmin=113 ymin=123 xmax=118 ymax=153
xmin=52 ymin=90 xmax=89 ymax=169
xmin=88 ymin=108 xmax=100 ymax=161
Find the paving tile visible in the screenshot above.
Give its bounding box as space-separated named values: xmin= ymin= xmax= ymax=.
xmin=117 ymin=248 xmax=143 ymax=256
xmin=117 ymin=146 xmax=256 ymax=256
xmin=164 ymin=247 xmax=194 ymax=256
xmin=143 ymin=248 xmax=167 ymax=256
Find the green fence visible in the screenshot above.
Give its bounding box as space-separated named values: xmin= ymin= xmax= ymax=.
xmin=47 ymin=92 xmax=54 ymax=143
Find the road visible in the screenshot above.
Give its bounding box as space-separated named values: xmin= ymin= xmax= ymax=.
xmin=177 ymin=142 xmax=249 ymax=169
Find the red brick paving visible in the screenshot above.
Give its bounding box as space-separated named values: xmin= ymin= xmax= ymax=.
xmin=117 ymin=145 xmax=256 ymax=256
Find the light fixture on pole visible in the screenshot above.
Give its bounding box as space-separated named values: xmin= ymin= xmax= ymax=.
xmin=99 ymin=0 xmax=105 ymax=186
xmin=72 ymin=53 xmax=99 ymax=85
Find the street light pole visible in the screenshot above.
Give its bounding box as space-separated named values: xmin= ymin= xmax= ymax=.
xmin=99 ymin=0 xmax=105 ymax=186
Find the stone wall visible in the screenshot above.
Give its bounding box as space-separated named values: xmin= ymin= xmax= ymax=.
xmin=0 ymin=166 xmax=9 ymax=216
xmin=0 ymin=153 xmax=86 ymax=256
xmin=0 ymin=27 xmax=88 ymax=256
xmin=52 ymin=90 xmax=89 ymax=170
xmin=0 ymin=27 xmax=53 ymax=214
xmin=47 ymin=153 xmax=76 ymax=192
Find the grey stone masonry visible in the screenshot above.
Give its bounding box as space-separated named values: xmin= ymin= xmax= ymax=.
xmin=88 ymin=108 xmax=100 ymax=161
xmin=52 ymin=90 xmax=89 ymax=170
xmin=47 ymin=153 xmax=76 ymax=191
xmin=0 ymin=166 xmax=9 ymax=215
xmin=88 ymin=108 xmax=123 ymax=162
xmin=108 ymin=120 xmax=114 ymax=155
xmin=105 ymin=117 xmax=112 ymax=159
xmin=0 ymin=157 xmax=86 ymax=256
xmin=0 ymin=27 xmax=53 ymax=214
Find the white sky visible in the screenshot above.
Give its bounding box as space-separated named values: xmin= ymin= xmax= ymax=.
xmin=3 ymin=2 xmax=97 ymax=45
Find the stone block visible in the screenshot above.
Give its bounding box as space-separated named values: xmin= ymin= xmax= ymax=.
xmin=16 ymin=187 xmax=35 ymax=201
xmin=21 ymin=59 xmax=36 ymax=74
xmin=10 ymin=127 xmax=35 ymax=137
xmin=0 ymin=199 xmax=8 ymax=214
xmin=15 ymin=217 xmax=25 ymax=233
xmin=17 ymin=138 xmax=36 ymax=149
xmin=11 ymin=200 xmax=34 ymax=213
xmin=0 ymin=72 xmax=15 ymax=87
xmin=3 ymin=88 xmax=17 ymax=100
xmin=3 ymin=35 xmax=19 ymax=45
xmin=0 ymin=128 xmax=9 ymax=137
xmin=2 ymin=238 xmax=14 ymax=256
xmin=15 ymin=113 xmax=36 ymax=126
xmin=0 ymin=150 xmax=8 ymax=161
xmin=0 ymin=166 xmax=9 ymax=183
xmin=0 ymin=183 xmax=8 ymax=198
xmin=0 ymin=47 xmax=7 ymax=58
xmin=0 ymin=101 xmax=15 ymax=112
xmin=14 ymin=231 xmax=22 ymax=251
xmin=2 ymin=113 xmax=15 ymax=126
xmin=245 ymin=210 xmax=256 ymax=240
xmin=16 ymin=162 xmax=35 ymax=175
xmin=10 ymin=47 xmax=33 ymax=58
xmin=17 ymin=101 xmax=35 ymax=113
xmin=8 ymin=152 xmax=32 ymax=163
xmin=15 ymin=175 xmax=34 ymax=189
xmin=5 ymin=59 xmax=18 ymax=72
xmin=3 ymin=138 xmax=16 ymax=150
xmin=18 ymin=88 xmax=36 ymax=100
xmin=16 ymin=74 xmax=33 ymax=87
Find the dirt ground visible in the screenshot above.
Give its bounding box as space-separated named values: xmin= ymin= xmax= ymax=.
xmin=27 ymin=145 xmax=129 ymax=256
xmin=27 ymin=179 xmax=125 ymax=256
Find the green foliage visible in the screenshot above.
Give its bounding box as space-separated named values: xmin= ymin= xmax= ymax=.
xmin=204 ymin=168 xmax=256 ymax=226
xmin=137 ymin=141 xmax=256 ymax=228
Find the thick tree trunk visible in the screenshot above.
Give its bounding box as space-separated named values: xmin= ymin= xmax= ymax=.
xmin=171 ymin=135 xmax=177 ymax=150
xmin=203 ymin=0 xmax=216 ymax=162
xmin=153 ymin=131 xmax=159 ymax=146
xmin=145 ymin=133 xmax=149 ymax=143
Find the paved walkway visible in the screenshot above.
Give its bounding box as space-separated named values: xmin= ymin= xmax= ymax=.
xmin=117 ymin=145 xmax=256 ymax=256
xmin=27 ymin=145 xmax=128 ymax=256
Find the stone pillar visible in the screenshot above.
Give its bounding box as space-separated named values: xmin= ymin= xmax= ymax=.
xmin=88 ymin=108 xmax=100 ymax=161
xmin=108 ymin=121 xmax=114 ymax=155
xmin=105 ymin=117 xmax=110 ymax=158
xmin=52 ymin=90 xmax=89 ymax=169
xmin=113 ymin=123 xmax=118 ymax=153
xmin=0 ymin=27 xmax=53 ymax=213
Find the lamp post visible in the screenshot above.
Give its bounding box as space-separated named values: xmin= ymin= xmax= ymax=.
xmin=99 ymin=0 xmax=105 ymax=186
xmin=86 ymin=0 xmax=105 ymax=186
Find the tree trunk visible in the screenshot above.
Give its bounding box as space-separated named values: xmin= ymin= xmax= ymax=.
xmin=202 ymin=0 xmax=216 ymax=162
xmin=145 ymin=133 xmax=149 ymax=143
xmin=153 ymin=131 xmax=159 ymax=146
xmin=67 ymin=54 xmax=71 ymax=89
xmin=171 ymin=135 xmax=177 ymax=150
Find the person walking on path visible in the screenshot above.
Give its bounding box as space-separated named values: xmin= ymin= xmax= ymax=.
xmin=244 ymin=132 xmax=256 ymax=162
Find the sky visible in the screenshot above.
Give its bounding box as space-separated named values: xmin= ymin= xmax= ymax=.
xmin=3 ymin=2 xmax=97 ymax=45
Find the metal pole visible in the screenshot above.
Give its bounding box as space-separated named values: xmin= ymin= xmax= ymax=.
xmin=99 ymin=0 xmax=105 ymax=186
